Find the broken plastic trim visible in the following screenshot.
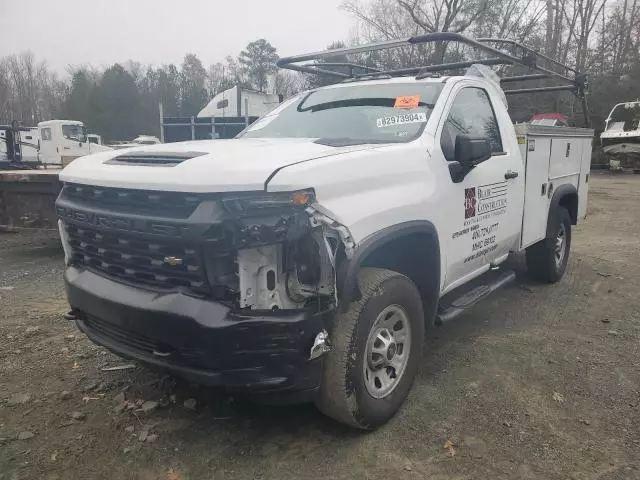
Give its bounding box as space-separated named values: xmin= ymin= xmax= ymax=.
xmin=234 ymin=203 xmax=355 ymax=311
xmin=306 ymin=205 xmax=356 ymax=258
xmin=309 ymin=330 xmax=331 ymax=360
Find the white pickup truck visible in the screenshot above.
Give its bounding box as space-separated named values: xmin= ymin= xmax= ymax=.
xmin=55 ymin=34 xmax=593 ymax=429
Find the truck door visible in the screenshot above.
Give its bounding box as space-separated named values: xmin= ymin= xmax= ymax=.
xmin=438 ymin=86 xmax=524 ymax=291
xmin=60 ymin=123 xmax=90 ymax=163
xmin=38 ymin=126 xmax=59 ymax=165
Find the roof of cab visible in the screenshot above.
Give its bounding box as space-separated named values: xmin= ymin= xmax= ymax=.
xmin=38 ymin=119 xmax=84 ymax=127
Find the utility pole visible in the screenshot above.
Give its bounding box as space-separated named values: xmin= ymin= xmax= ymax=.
xmin=546 ymin=0 xmax=554 ymax=57
xmin=158 ymin=102 xmax=164 ymax=143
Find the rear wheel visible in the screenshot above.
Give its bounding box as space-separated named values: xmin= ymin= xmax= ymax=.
xmin=526 ymin=206 xmax=571 ymax=283
xmin=316 ymin=268 xmax=424 ymax=430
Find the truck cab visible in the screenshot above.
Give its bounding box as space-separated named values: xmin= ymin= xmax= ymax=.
xmin=38 ymin=120 xmax=112 ymax=166
xmin=55 ymin=33 xmax=592 ymax=430
xmin=87 ymin=134 xmax=103 ymax=146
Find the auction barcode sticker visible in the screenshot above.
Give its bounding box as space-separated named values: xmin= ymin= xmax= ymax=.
xmin=376 ymin=112 xmax=427 ymax=128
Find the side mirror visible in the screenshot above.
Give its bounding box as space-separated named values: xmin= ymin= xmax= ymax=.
xmin=455 ymin=135 xmax=492 ymax=167
xmin=449 ymin=135 xmax=492 ymax=183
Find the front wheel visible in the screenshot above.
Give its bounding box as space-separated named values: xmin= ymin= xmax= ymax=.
xmin=526 ymin=206 xmax=572 ymax=283
xmin=316 ymin=268 xmax=424 ymax=430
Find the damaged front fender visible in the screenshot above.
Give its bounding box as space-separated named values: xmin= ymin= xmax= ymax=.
xmin=232 ymin=201 xmax=357 ymax=312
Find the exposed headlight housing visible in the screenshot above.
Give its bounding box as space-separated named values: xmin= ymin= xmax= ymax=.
xmin=222 ymin=189 xmax=315 ymax=215
xmin=58 ymin=219 xmax=72 ymax=265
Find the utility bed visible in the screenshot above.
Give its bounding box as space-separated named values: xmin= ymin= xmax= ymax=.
xmin=515 ymin=124 xmax=593 ymax=249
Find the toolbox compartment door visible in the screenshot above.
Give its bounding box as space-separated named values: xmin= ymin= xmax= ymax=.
xmin=520 ymin=135 xmax=552 ymax=249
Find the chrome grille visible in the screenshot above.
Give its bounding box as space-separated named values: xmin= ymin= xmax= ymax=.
xmin=65 ymin=223 xmax=208 ymax=294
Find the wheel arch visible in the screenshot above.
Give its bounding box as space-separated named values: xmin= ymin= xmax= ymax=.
xmin=337 ymin=221 xmax=441 ymax=323
xmin=548 ymin=184 xmax=578 ymax=236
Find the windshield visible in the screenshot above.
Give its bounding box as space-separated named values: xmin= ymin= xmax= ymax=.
xmin=240 ymin=83 xmax=443 ymax=144
xmin=608 ymin=103 xmax=640 ymax=131
xmin=62 ymin=124 xmax=87 ymax=143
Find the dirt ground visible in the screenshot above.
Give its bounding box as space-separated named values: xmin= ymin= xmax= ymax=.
xmin=1 ymin=173 xmax=640 ymax=480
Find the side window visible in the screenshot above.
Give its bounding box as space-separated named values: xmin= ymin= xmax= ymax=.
xmin=41 ymin=128 xmax=52 ymax=141
xmin=217 ymin=99 xmax=229 ymax=109
xmin=440 ymin=88 xmax=503 ymax=162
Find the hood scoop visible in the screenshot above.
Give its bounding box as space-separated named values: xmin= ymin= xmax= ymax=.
xmin=105 ymin=151 xmax=207 ymax=167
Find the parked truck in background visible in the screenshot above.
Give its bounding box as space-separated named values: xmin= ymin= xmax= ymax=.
xmin=2 ymin=120 xmax=111 ymax=168
xmin=55 ymin=34 xmax=593 ymax=429
xmin=0 ymin=120 xmax=111 ymax=230
xmin=87 ymin=134 xmax=105 ymax=146
xmin=109 ymin=135 xmax=162 ymax=150
xmin=38 ymin=119 xmax=112 ymax=166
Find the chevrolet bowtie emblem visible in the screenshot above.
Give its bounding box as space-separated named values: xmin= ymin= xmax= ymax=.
xmin=163 ymin=256 xmax=183 ymax=266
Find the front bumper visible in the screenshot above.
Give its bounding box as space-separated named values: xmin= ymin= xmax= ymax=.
xmin=65 ymin=266 xmax=332 ymax=400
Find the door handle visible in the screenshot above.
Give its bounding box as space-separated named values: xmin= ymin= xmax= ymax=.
xmin=504 ymin=170 xmax=519 ymax=179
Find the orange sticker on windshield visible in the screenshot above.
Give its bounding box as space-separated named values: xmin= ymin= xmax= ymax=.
xmin=394 ymin=95 xmax=420 ymax=109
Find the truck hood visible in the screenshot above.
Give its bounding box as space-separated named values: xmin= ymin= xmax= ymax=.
xmin=59 ymin=138 xmax=381 ymax=192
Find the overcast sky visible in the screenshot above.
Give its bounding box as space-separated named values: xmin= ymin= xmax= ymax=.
xmin=1 ymin=0 xmax=354 ymax=72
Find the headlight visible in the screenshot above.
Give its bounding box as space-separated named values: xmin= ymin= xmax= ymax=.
xmin=222 ymin=189 xmax=315 ymax=214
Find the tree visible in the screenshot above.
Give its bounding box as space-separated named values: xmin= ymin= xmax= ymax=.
xmin=207 ymin=62 xmax=231 ymax=97
xmin=273 ymin=71 xmax=307 ymax=98
xmin=156 ymin=64 xmax=181 ymax=117
xmin=342 ymin=0 xmax=429 ymax=67
xmin=304 ymin=41 xmax=350 ymax=88
xmin=0 ymin=53 xmax=67 ymax=124
xmin=180 ymin=53 xmax=208 ymax=116
xmin=397 ymin=0 xmax=490 ymax=61
xmin=239 ymin=39 xmax=279 ymax=92
xmin=207 ymin=56 xmax=249 ymax=97
xmin=63 ymin=69 xmax=95 ymax=124
xmin=90 ymin=64 xmax=141 ymax=141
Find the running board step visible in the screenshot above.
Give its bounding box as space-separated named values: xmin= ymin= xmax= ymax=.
xmin=436 ymin=270 xmax=516 ymax=325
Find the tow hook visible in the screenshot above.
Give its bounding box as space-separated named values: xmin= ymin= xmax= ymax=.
xmin=63 ymin=309 xmax=79 ymax=321
xmin=309 ymin=330 xmax=331 ymax=360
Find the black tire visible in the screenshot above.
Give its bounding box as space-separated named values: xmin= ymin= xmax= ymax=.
xmin=316 ymin=268 xmax=424 ymax=430
xmin=525 ymin=207 xmax=572 ymax=283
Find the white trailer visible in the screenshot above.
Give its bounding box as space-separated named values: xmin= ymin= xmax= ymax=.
xmin=198 ymin=86 xmax=281 ymax=118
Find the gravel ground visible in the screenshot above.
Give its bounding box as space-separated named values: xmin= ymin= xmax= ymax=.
xmin=1 ymin=173 xmax=640 ymax=480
